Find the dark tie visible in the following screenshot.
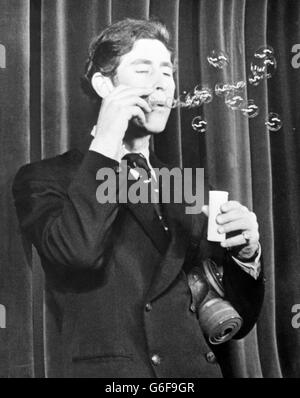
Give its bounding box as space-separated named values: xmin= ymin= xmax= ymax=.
xmin=121 ymin=153 xmax=152 ymax=180
xmin=121 ymin=153 xmax=169 ymax=232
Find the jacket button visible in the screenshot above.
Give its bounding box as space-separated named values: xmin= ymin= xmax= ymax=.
xmin=145 ymin=303 xmax=152 ymax=312
xmin=151 ymin=354 xmax=161 ymax=366
xmin=205 ymin=351 xmax=217 ymax=364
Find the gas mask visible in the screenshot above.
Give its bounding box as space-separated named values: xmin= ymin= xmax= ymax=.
xmin=187 ymin=259 xmax=243 ymax=345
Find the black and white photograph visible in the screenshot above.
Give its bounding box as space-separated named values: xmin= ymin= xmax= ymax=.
xmin=0 ymin=0 xmax=299 ymax=380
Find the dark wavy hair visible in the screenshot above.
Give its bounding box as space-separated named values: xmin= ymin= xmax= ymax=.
xmin=81 ymin=18 xmax=174 ymax=100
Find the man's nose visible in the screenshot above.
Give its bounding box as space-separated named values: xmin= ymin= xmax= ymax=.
xmin=151 ymin=70 xmax=167 ymax=91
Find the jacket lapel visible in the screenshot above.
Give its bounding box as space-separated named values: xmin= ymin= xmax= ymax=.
xmin=123 ymin=152 xmax=175 ymax=255
xmin=147 ymin=202 xmax=208 ymax=302
xmin=125 ymin=200 xmax=170 ymax=254
xmin=145 ymin=151 xmax=209 ymax=301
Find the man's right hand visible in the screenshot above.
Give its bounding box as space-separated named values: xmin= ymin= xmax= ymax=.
xmin=90 ymin=85 xmax=153 ymax=160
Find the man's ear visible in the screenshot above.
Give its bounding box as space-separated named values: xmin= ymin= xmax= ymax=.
xmin=91 ymin=72 xmax=114 ymax=98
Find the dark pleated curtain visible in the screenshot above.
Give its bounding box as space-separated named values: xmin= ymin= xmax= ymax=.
xmin=267 ymin=0 xmax=300 ymax=378
xmin=0 ymin=0 xmax=34 ymax=378
xmin=1 ymin=0 xmax=300 ymax=378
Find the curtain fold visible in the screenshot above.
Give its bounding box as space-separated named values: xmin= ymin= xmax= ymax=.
xmin=198 ymin=0 xmax=263 ymax=378
xmin=151 ymin=0 xmax=182 ymax=166
xmin=112 ymin=0 xmax=150 ymax=20
xmin=0 ymin=0 xmax=33 ymax=378
xmin=199 ymin=0 xmax=252 ymax=203
xmin=245 ymin=0 xmax=283 ymax=379
xmin=267 ymin=0 xmax=300 ymax=378
xmin=1 ymin=0 xmax=300 ymax=378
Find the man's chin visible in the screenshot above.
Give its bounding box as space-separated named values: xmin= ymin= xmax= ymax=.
xmin=142 ymin=119 xmax=168 ymax=134
xmin=132 ymin=118 xmax=167 ymax=134
xmin=147 ymin=128 xmax=164 ymax=135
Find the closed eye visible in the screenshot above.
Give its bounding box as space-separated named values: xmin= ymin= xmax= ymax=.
xmin=162 ymin=67 xmax=173 ymax=77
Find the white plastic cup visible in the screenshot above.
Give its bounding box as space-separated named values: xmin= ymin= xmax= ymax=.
xmin=207 ymin=191 xmax=229 ymax=242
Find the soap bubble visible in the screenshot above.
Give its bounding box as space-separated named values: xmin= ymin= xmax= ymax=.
xmin=215 ymin=81 xmax=246 ymax=97
xmin=250 ymin=56 xmax=277 ymax=79
xmin=147 ymin=91 xmax=197 ymax=110
xmin=170 ymin=86 xmax=213 ymax=110
xmin=191 ymin=116 xmax=207 ymax=133
xmin=189 ymin=96 xmax=203 ymax=108
xmin=248 ymin=46 xmax=277 ymax=86
xmin=207 ymin=50 xmax=229 ymax=69
xmin=166 ymin=93 xmax=189 ymax=109
xmin=175 ymin=91 xmax=193 ymax=108
xmin=225 ymin=92 xmax=246 ymax=110
xmin=147 ymin=94 xmax=174 ymax=109
xmin=240 ymin=100 xmax=259 ymax=119
xmin=164 ymin=93 xmax=189 ymax=109
xmin=248 ymin=73 xmax=264 ymax=86
xmin=265 ymin=112 xmax=282 ymax=131
xmin=165 ymin=97 xmax=180 ymax=109
xmin=194 ymin=85 xmax=213 ymax=104
xmin=231 ymin=81 xmax=246 ymax=91
xmin=185 ymin=92 xmax=196 ymax=108
xmin=162 ymin=93 xmax=191 ymax=109
xmin=215 ymin=83 xmax=232 ymax=97
xmin=254 ymin=45 xmax=274 ymax=59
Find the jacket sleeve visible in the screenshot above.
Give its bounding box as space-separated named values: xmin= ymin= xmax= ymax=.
xmin=222 ymin=252 xmax=265 ymax=339
xmin=12 ymin=151 xmax=121 ymax=270
xmin=185 ymin=212 xmax=265 ymax=339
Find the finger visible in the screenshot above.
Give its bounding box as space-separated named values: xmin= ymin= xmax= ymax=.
xmin=129 ymin=106 xmax=146 ymax=126
xmin=216 ymin=209 xmax=248 ymax=225
xmin=220 ymin=231 xmax=259 ymax=249
xmin=104 ymin=84 xmax=133 ymax=98
xmin=122 ymin=96 xmax=152 ymax=113
xmin=130 ymin=87 xmax=154 ymax=96
xmin=111 ymin=86 xmax=154 ymax=99
xmin=105 ymin=86 xmax=154 ymax=107
xmin=217 ymin=219 xmax=249 ymax=234
xmin=107 ymin=92 xmax=153 ymax=113
xmin=220 ymin=201 xmax=248 ymax=213
xmin=220 ymin=233 xmax=248 ymax=248
xmin=243 ymin=229 xmax=260 ymax=243
xmin=201 ymin=205 xmax=209 ymax=217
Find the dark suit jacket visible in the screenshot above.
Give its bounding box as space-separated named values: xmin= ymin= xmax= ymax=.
xmin=12 ymin=147 xmax=264 ymax=378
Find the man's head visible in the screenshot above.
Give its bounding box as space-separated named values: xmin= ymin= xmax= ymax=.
xmin=82 ymin=18 xmax=176 ymax=133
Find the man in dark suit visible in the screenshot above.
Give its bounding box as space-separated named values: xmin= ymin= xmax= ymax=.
xmin=13 ymin=19 xmax=264 ymax=378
